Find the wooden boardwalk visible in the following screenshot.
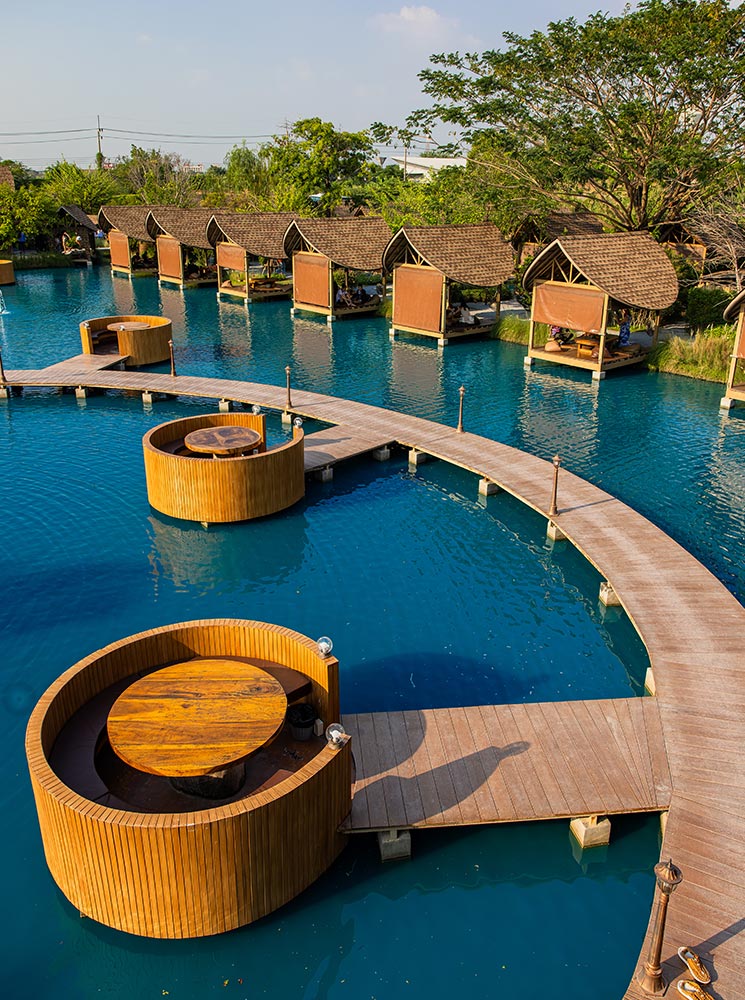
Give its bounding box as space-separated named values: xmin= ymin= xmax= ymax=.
xmin=303 ymin=425 xmax=392 ymax=473
xmin=5 ymin=357 xmax=745 ymax=998
xmin=342 ymin=698 xmax=671 ymax=831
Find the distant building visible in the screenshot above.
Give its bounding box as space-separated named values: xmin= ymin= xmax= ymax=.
xmin=388 ymin=155 xmax=467 ymax=181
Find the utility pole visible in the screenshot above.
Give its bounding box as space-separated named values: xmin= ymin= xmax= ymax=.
xmin=96 ymin=115 xmax=103 ymax=170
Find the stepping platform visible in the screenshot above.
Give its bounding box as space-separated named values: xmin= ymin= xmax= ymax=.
xmin=37 ymin=353 xmax=129 ymax=375
xmin=342 ymin=697 xmax=670 ymax=831
xmin=303 ymin=426 xmax=392 ymax=473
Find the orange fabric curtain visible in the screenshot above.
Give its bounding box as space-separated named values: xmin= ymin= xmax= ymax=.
xmin=393 ymin=264 xmax=444 ymax=334
xmin=157 ymin=237 xmax=182 ymax=279
xmin=217 ymin=243 xmax=247 ymax=271
xmin=533 ymin=282 xmax=606 ymax=333
xmin=108 ymin=231 xmax=131 ymax=269
xmin=294 ymin=252 xmax=330 ymax=308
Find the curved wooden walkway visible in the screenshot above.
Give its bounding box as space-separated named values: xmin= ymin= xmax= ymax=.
xmin=5 ymin=357 xmax=745 ymax=998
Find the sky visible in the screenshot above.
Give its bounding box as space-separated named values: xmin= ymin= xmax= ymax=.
xmin=2 ymin=0 xmax=629 ymax=170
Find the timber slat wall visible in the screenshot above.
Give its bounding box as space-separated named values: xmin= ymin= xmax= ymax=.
xmin=342 ymin=698 xmax=670 ymax=831
xmin=79 ymin=315 xmax=172 ymax=367
xmin=9 ymin=361 xmax=745 ymax=997
xmin=26 ymin=620 xmax=348 ymax=938
xmin=144 ymin=413 xmax=305 ymax=522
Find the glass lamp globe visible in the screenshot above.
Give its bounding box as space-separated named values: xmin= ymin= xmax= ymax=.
xmin=251 ymin=404 xmax=262 ymax=415
xmin=293 ymin=417 xmax=303 ymax=428
xmin=317 ymin=636 xmax=333 ymax=657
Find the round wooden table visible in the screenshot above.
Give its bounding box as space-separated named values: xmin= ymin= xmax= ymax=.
xmin=106 ymin=321 xmax=151 ymax=333
xmin=107 ymin=658 xmax=287 ymax=779
xmin=184 ymin=425 xmax=262 ymax=457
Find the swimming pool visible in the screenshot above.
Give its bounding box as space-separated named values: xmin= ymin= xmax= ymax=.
xmin=2 ymin=267 xmax=743 ymax=999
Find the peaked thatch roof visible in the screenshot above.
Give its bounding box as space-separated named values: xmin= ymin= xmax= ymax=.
xmin=382 ymin=223 xmax=514 ymax=286
xmin=99 ymin=205 xmax=158 ymax=242
xmin=207 ymin=212 xmax=298 ymax=258
xmin=523 ymin=232 xmax=678 ymax=310
xmin=723 ymin=288 xmax=745 ymax=323
xmin=58 ymin=205 xmax=97 ymax=231
xmin=145 ymin=207 xmax=214 ymax=249
xmin=0 ymin=165 xmax=15 ymax=190
xmin=283 ymin=217 xmax=391 ymax=271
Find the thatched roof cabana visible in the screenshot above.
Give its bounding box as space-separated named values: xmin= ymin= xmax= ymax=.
xmin=382 ymin=223 xmax=515 ymax=345
xmin=516 ymin=209 xmax=605 ymax=263
xmin=283 ymin=217 xmax=391 ymax=320
xmin=56 ymin=205 xmax=97 ymax=256
xmin=99 ymin=205 xmax=158 ymax=277
xmin=145 ymin=207 xmax=216 ymax=287
xmin=207 ymin=211 xmax=298 ymax=302
xmin=522 ymin=232 xmax=678 ymax=379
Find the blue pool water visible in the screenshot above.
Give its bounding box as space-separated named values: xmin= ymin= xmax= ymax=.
xmin=1 ymin=267 xmax=744 ymax=999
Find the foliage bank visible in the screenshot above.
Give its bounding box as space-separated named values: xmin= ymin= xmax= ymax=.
xmin=646 ymin=326 xmax=733 ymax=381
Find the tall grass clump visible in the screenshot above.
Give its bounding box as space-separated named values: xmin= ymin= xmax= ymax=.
xmin=491 ymin=315 xmax=532 ymax=344
xmin=646 ymin=326 xmax=733 ymax=382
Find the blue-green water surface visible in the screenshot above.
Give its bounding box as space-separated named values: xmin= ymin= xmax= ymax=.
xmin=1 ymin=267 xmax=744 ymax=1000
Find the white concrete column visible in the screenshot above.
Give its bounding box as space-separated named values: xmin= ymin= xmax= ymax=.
xmin=569 ymin=815 xmax=611 ymax=849
xmin=378 ymin=828 xmax=412 ymax=861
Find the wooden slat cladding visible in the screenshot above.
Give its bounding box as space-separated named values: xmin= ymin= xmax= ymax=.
xmin=143 ymin=413 xmax=305 ymax=522
xmin=26 ymin=620 xmax=349 ymax=938
xmin=79 ymin=315 xmax=172 ymax=367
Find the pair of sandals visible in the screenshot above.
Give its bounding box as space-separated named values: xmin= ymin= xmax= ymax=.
xmin=676 ymin=946 xmax=713 ymax=999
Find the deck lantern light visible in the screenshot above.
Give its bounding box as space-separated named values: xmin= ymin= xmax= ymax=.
xmin=548 ymin=454 xmax=561 ymax=518
xmin=325 ymin=723 xmax=346 ymax=747
xmin=637 ymin=858 xmax=683 ymax=995
xmin=285 ymin=365 xmax=293 ymax=409
xmin=251 ymin=404 xmax=262 ymax=415
xmin=317 ymin=636 xmax=333 ymax=657
xmin=456 ymin=385 xmax=465 ymax=433
xmin=293 ymin=417 xmax=303 ymax=428
xmin=168 ymin=339 xmax=176 ymax=378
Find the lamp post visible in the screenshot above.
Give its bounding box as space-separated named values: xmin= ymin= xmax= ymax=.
xmin=285 ymin=365 xmax=293 ymax=410
xmin=456 ymin=385 xmax=465 ymax=433
xmin=548 ymin=454 xmax=561 ymax=518
xmin=168 ymin=339 xmax=176 ymax=378
xmin=637 ymin=859 xmax=683 ymax=995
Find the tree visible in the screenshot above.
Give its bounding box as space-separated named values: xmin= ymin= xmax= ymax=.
xmin=408 ymin=0 xmax=745 ymax=232
xmin=264 ymin=118 xmax=375 ymax=216
xmin=43 ymin=161 xmax=117 ymax=213
xmin=110 ymin=147 xmax=199 ymax=207
xmin=690 ymin=187 xmax=745 ymax=290
xmin=0 ymin=186 xmax=57 ymax=250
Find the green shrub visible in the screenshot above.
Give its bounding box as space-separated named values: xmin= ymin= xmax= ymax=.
xmin=492 ymin=315 xmax=532 ymax=344
xmin=646 ymin=327 xmax=734 ymax=382
xmin=686 ymin=286 xmax=734 ymax=332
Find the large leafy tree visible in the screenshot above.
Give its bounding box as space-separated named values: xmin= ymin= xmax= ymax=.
xmin=43 ymin=161 xmax=118 ymax=213
xmin=109 ymin=147 xmax=199 ymax=207
xmin=0 ymin=186 xmax=57 ymax=249
xmin=264 ymin=118 xmax=375 ymax=216
xmin=408 ymin=0 xmax=745 ymax=231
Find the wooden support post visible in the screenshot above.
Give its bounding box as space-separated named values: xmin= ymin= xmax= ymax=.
xmin=494 ymin=287 xmax=501 ymax=323
xmin=377 ymin=828 xmax=411 ymax=861
xmin=596 ymin=292 xmax=610 ymax=376
xmin=525 ymin=317 xmax=536 ymax=366
xmin=652 ymin=312 xmax=661 ymax=347
xmin=570 ymin=815 xmax=611 ymax=849
xmin=599 ymin=581 xmax=621 ymax=607
xmin=479 ymin=478 xmax=500 ymax=496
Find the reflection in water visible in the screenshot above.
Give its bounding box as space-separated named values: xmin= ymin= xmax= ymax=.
xmin=292 ymin=315 xmax=334 ymax=388
xmin=110 ymin=273 xmax=136 ymax=317
xmin=517 ymin=367 xmax=600 ymax=462
xmin=157 ymin=282 xmax=186 ymax=330
xmin=390 ymin=339 xmax=444 ymax=414
xmin=147 ymin=506 xmax=309 ymax=596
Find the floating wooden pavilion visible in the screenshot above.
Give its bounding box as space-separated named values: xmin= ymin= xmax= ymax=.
xmin=143 ymin=412 xmax=306 ymax=522
xmin=283 ymin=217 xmax=391 ymax=321
xmin=522 ymin=232 xmax=678 ymax=380
xmin=26 ymin=619 xmax=350 ymax=938
xmin=207 ymin=211 xmax=297 ymax=302
xmin=145 ymin=207 xmax=216 ymax=287
xmin=79 ymin=314 xmax=173 ymax=368
xmin=99 ymin=204 xmax=158 ymax=278
xmin=721 ymin=289 xmax=745 ymax=409
xmin=382 ymin=223 xmax=515 ymax=346
xmin=57 ymin=205 xmax=97 ymax=258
